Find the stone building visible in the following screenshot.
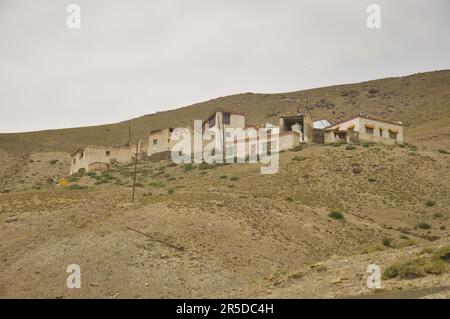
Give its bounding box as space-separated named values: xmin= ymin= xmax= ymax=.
xmin=70 ymin=144 xmax=136 ymax=175
xmin=323 ymin=114 xmax=403 ymax=144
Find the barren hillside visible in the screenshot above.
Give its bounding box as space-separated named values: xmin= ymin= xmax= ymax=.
xmin=0 ymin=70 xmax=449 ymax=298
xmin=0 ymin=69 xmax=449 ymax=155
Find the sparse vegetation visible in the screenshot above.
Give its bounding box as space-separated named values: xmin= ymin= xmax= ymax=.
xmin=417 ymin=222 xmax=431 ymax=230
xmin=382 ymin=237 xmax=392 ymax=247
xmin=425 ymin=200 xmax=435 ymax=207
xmin=290 ymin=146 xmax=303 ymax=152
xmin=345 ymin=145 xmax=356 ymax=150
xmin=368 ymin=177 xmax=377 ymax=182
xmin=328 ymin=211 xmax=344 ymax=220
xmin=230 ymin=176 xmax=239 ymax=181
xmin=438 ymin=149 xmax=450 ymax=155
xmin=286 ymin=196 xmax=294 ymax=202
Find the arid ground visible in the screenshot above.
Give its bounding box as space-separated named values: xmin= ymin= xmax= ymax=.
xmin=0 ymin=70 xmax=449 ymax=298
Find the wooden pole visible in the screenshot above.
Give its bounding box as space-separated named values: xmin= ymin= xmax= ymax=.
xmin=128 ymin=120 xmax=131 ymax=145
xmin=132 ymin=139 xmax=139 ymax=202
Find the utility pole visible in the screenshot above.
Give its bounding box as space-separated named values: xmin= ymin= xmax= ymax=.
xmin=132 ymin=139 xmax=139 ymax=202
xmin=128 ymin=120 xmax=131 ymax=145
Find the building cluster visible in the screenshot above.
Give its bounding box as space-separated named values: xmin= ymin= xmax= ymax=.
xmin=70 ymin=108 xmax=403 ymax=175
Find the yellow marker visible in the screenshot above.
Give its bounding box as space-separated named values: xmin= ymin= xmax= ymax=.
xmin=59 ymin=178 xmax=68 ymax=187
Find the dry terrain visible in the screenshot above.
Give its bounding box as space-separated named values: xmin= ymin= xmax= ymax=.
xmin=0 ymin=70 xmax=449 ymax=298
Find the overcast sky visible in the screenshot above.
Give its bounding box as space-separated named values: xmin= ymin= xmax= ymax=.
xmin=0 ymin=0 xmax=449 ymax=133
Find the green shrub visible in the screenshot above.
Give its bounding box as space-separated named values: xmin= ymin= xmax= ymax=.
xmin=383 ymin=259 xmax=425 ymax=280
xmin=433 ymin=213 xmax=443 ymax=218
xmin=425 ymin=200 xmax=435 ymax=207
xmin=219 ymin=175 xmax=228 ymax=179
xmin=149 ymin=181 xmax=165 ymax=188
xmin=328 ymin=211 xmax=344 ymax=220
xmin=230 ymin=176 xmax=239 ymax=181
xmin=290 ymin=146 xmax=303 ymax=152
xmin=68 ymin=176 xmax=79 ymax=182
xmin=434 ymin=245 xmax=450 ymax=262
xmin=182 ymin=163 xmax=194 ymax=171
xmin=286 ymin=196 xmax=294 ymax=202
xmin=368 ymin=177 xmax=377 ymax=182
xmin=292 ymin=156 xmax=306 ymax=161
xmin=417 ymin=222 xmax=431 ymax=229
xmin=382 ymin=237 xmax=393 ymax=247
xmin=168 ymin=189 xmax=175 ymax=194
xmin=438 ymin=149 xmax=450 ymax=154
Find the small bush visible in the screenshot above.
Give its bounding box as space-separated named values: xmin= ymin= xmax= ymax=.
xmin=149 ymin=181 xmax=165 ymax=188
xmin=182 ymin=163 xmax=194 ymax=171
xmin=362 ymin=142 xmax=375 ymax=148
xmin=286 ymin=196 xmax=294 ymax=202
xmin=433 ymin=213 xmax=443 ymax=218
xmin=168 ymin=189 xmax=175 ymax=194
xmin=352 ymin=166 xmax=363 ymax=174
xmin=290 ymin=146 xmax=303 ymax=152
xmin=328 ymin=211 xmax=344 ymax=220
xmin=425 ymin=200 xmax=435 ymax=207
xmin=219 ymin=175 xmax=228 ymax=179
xmin=438 ymin=149 xmax=450 ymax=155
xmin=417 ymin=222 xmax=431 ymax=230
xmin=345 ymin=145 xmax=356 ymax=150
xmin=292 ymin=156 xmax=306 ymax=162
xmin=86 ymin=172 xmax=97 ymax=177
xmin=382 ymin=237 xmax=393 ymax=247
xmin=383 ymin=259 xmax=425 ymax=280
xmin=434 ymin=245 xmax=450 ymax=262
xmin=167 ymin=162 xmax=177 ymax=167
xmin=368 ymin=177 xmax=377 ymax=182
xmin=230 ymin=176 xmax=239 ymax=181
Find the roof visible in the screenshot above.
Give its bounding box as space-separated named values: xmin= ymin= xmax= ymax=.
xmin=313 ymin=119 xmax=331 ymax=129
xmin=150 ymin=127 xmax=173 ymax=134
xmin=203 ymin=108 xmax=246 ymax=125
xmin=324 ymin=114 xmax=403 ymax=130
xmin=70 ymin=144 xmax=132 ymax=157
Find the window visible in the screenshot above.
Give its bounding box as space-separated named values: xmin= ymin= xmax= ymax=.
xmin=105 ymin=151 xmax=110 ymax=156
xmin=153 ymin=139 xmax=158 ymax=145
xmin=379 ymin=128 xmax=383 ymax=137
xmin=79 ymin=152 xmax=84 ymax=159
xmin=208 ymin=115 xmax=216 ymax=128
xmin=226 ymin=131 xmax=231 ymax=138
xmin=389 ymin=131 xmax=398 ymax=140
xmin=365 ymin=127 xmax=374 ymax=135
xmin=223 ymin=112 xmax=230 ymax=125
xmin=73 ymin=158 xmax=76 ymax=164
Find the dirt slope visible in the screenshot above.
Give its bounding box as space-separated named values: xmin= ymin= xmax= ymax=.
xmin=0 ymin=144 xmax=449 ymax=298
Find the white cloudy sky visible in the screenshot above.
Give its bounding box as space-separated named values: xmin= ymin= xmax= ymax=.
xmin=0 ymin=0 xmax=449 ymax=133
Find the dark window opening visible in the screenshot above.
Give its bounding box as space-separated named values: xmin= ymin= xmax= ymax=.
xmin=106 ymin=151 xmax=110 ymax=156
xmin=389 ymin=131 xmax=398 ymax=139
xmin=208 ymin=115 xmax=216 ymax=127
xmin=223 ymin=112 xmax=230 ymax=124
xmin=365 ymin=127 xmax=374 ymax=135
xmin=153 ymin=139 xmax=158 ymax=145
